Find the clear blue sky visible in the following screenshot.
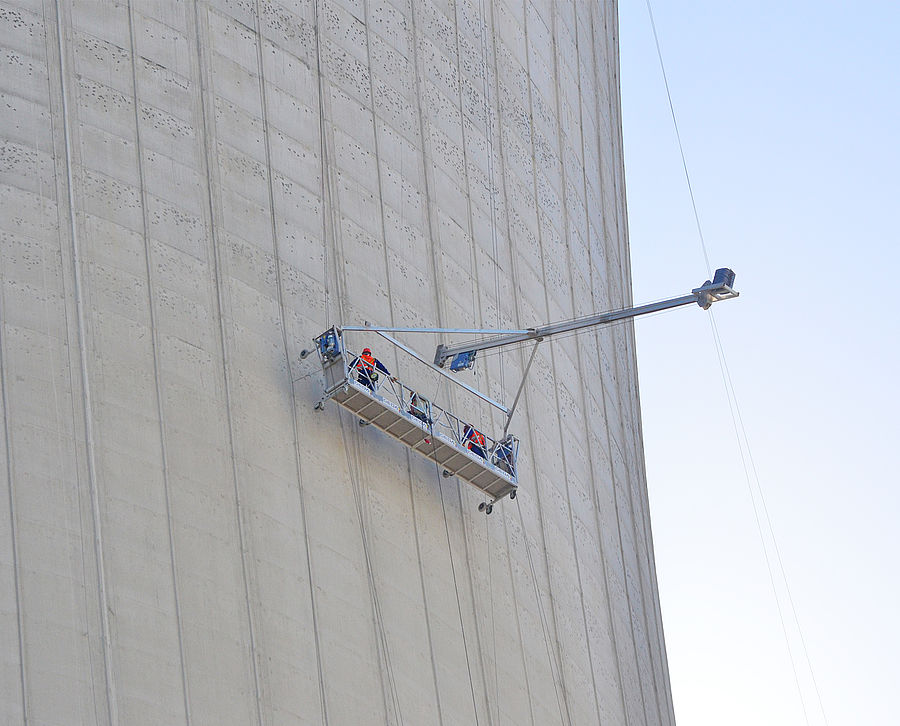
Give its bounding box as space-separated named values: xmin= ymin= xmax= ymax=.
xmin=618 ymin=1 xmax=900 ymax=724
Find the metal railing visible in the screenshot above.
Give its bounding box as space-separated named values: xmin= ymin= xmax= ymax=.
xmin=342 ymin=345 xmax=519 ymax=479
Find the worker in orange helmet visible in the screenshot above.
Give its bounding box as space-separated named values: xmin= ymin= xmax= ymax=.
xmin=463 ymin=423 xmax=487 ymax=459
xmin=350 ymin=346 xmax=395 ymax=392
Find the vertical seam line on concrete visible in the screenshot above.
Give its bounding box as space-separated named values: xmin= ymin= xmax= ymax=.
xmin=405 ymin=2 xmax=463 ymax=722
xmin=313 ymin=0 xmax=345 ymax=328
xmin=41 ymin=2 xmax=103 ymax=719
xmin=588 ymin=3 xmax=649 ymax=723
xmin=0 ymin=259 xmax=28 ymax=723
xmin=546 ymin=5 xmax=606 ymax=720
xmin=124 ymin=3 xmax=192 ymax=721
xmin=255 ymin=0 xmax=327 ymax=722
xmin=499 ymin=93 xmax=567 ymax=726
xmin=405 ymin=462 xmax=446 ymax=726
xmin=610 ymin=2 xmax=662 ymax=722
xmin=453 ymin=484 xmax=490 ymax=726
xmin=314 ymin=6 xmax=349 ymax=326
xmin=483 ymin=1 xmax=538 ymax=720
xmin=585 ymin=5 xmax=631 ymax=720
xmin=520 ymin=3 xmax=575 ymax=723
xmin=475 ymin=6 xmax=503 ymax=719
xmin=250 ymin=3 xmax=329 ymax=723
xmin=597 ymin=15 xmax=653 ymax=722
xmin=607 ymin=3 xmax=674 ymax=719
xmin=452 ymin=4 xmax=484 ymax=334
xmin=603 ymin=3 xmax=665 ymax=722
xmin=335 ymin=414 xmax=397 ymax=724
xmin=313 ymin=3 xmax=393 ymax=720
xmin=50 ymin=2 xmax=118 ymax=722
xmin=190 ymin=3 xmax=264 ymax=723
xmin=448 ymin=5 xmax=497 ymax=722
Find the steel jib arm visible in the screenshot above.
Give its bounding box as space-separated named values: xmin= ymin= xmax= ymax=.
xmin=433 ymin=270 xmax=738 ymax=367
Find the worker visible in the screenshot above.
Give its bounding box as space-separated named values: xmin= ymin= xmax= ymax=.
xmin=409 ymin=392 xmax=433 ymax=425
xmin=463 ymin=423 xmax=486 ymax=459
xmin=350 ymin=347 xmax=394 ymax=392
xmin=408 ymin=393 xmax=433 ymax=444
xmin=492 ymin=436 xmax=515 ymax=475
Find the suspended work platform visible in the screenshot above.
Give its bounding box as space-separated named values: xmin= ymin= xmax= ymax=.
xmin=307 ymin=268 xmax=739 ymax=513
xmin=313 ymin=328 xmax=518 ymax=506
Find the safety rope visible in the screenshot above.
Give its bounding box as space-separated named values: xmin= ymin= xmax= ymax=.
xmin=428 ymin=448 xmax=483 ymax=726
xmin=338 ymin=411 xmax=405 ymax=724
xmin=489 ymin=4 xmax=571 ymax=712
xmin=643 ymin=0 xmax=711 ymax=278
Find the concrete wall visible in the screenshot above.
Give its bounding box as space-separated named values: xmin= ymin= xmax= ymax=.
xmin=0 ymin=0 xmax=675 ymax=723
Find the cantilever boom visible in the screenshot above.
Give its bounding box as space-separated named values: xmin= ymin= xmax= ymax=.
xmin=434 ymin=268 xmax=739 ymax=367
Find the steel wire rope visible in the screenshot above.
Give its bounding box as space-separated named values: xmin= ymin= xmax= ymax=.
xmin=441 ymin=7 xmax=503 ymax=714
xmin=52 ymin=3 xmax=117 ymax=719
xmin=703 ymin=312 xmax=810 ymax=725
xmin=709 ymin=312 xmax=828 ymax=726
xmin=644 ymin=2 xmax=828 ymax=722
xmin=333 ymin=360 xmax=401 ymax=722
xmin=514 ymin=497 xmax=570 ymax=726
xmin=643 ymin=0 xmax=711 ymax=277
xmin=404 ymin=0 xmax=477 ymax=713
xmin=126 ymin=2 xmax=192 ymax=719
xmin=475 ymin=5 xmax=503 ymax=718
xmin=441 ymin=4 xmax=565 ymax=719
xmin=420 ymin=320 xmax=487 ymax=725
xmin=477 ymin=0 xmax=504 ymax=398
xmin=253 ymin=3 xmax=332 ymax=722
xmin=314 ymin=0 xmax=340 ymax=327
xmin=707 ymin=315 xmax=810 ymax=726
xmin=337 ymin=410 xmax=405 ymax=724
xmin=480 ymin=3 xmax=539 ymax=713
xmin=0 ymin=232 xmax=27 ymax=721
xmin=426 ymin=440 xmax=483 ymax=726
xmin=28 ymin=52 xmax=71 ymax=718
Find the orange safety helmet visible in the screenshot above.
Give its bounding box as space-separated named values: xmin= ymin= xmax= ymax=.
xmin=362 ymin=347 xmax=371 ymax=355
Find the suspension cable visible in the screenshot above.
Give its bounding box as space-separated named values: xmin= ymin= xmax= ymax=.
xmin=709 ymin=313 xmax=829 ymax=725
xmin=643 ymin=2 xmax=828 ymax=722
xmin=338 ymin=413 xmax=405 ymax=724
xmin=644 ymin=0 xmax=711 ymax=278
xmin=485 ymin=508 xmax=500 ymax=726
xmin=430 ymin=451 xmax=483 ymax=725
xmin=314 ymin=0 xmax=333 ymax=327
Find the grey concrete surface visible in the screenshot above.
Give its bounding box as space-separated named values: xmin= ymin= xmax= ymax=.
xmin=0 ymin=0 xmax=675 ymax=723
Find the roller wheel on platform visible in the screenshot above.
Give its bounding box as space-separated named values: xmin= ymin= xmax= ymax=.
xmin=314 ymin=402 xmax=324 ymax=411
xmin=485 ymin=504 xmax=493 ymax=515
xmin=509 ymin=490 xmax=516 ymax=500
xmin=442 ymin=469 xmax=451 ymax=478
xmin=478 ymin=502 xmax=486 ymax=512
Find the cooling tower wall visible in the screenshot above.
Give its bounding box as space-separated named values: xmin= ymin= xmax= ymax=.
xmin=0 ymin=0 xmax=675 ymax=723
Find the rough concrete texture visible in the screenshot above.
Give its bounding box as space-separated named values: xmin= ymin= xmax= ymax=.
xmin=0 ymin=0 xmax=675 ymax=724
